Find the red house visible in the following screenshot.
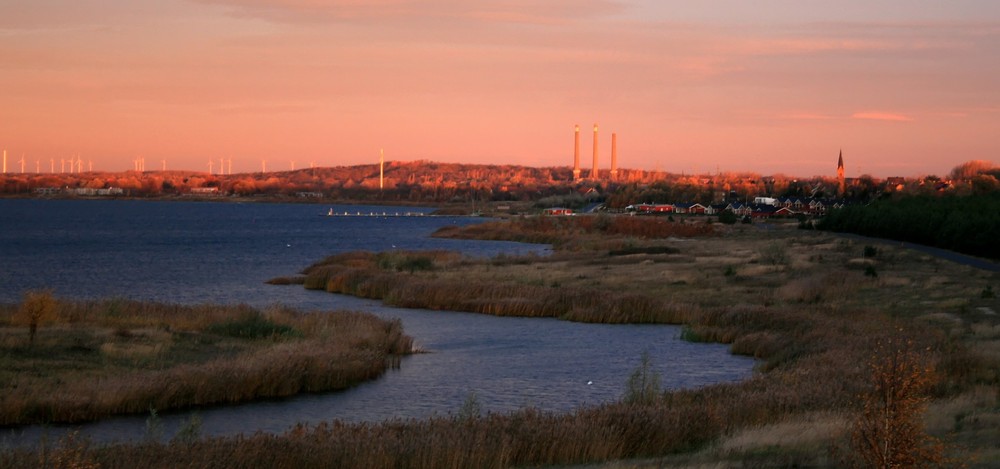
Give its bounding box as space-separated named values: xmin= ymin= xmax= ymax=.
xmin=543 ymin=207 xmax=574 ymax=216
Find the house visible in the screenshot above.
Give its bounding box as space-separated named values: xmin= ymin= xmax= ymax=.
xmin=542 ymin=207 xmax=574 ymax=216
xmin=726 ymin=202 xmax=753 ymax=217
xmin=708 ymin=203 xmax=729 ymax=215
xmin=773 ymin=207 xmax=796 ymax=217
xmin=673 ymin=202 xmax=707 ymax=214
xmin=190 ymin=187 xmax=220 ymax=195
xmin=626 ymin=204 xmax=674 ymax=214
xmin=751 ymin=205 xmax=778 ymax=218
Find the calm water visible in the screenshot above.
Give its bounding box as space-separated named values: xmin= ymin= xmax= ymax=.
xmin=0 ymin=199 xmax=754 ymax=446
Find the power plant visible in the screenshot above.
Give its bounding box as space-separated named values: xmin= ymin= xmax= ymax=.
xmin=572 ymin=123 xmax=619 ymax=182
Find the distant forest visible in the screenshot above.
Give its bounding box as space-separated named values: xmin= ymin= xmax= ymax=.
xmin=818 ymin=193 xmax=1000 ymax=260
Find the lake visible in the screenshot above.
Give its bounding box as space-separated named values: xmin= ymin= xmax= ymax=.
xmin=0 ymin=199 xmax=754 ymax=445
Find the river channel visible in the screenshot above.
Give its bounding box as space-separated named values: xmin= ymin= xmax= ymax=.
xmin=0 ymin=199 xmax=754 ymax=446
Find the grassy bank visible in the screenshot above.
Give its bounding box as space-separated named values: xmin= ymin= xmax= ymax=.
xmin=0 ymin=298 xmax=413 ymax=425
xmin=6 ymin=216 xmax=999 ymax=467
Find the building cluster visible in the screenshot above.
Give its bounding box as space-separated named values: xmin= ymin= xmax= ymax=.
xmin=625 ymin=196 xmax=848 ymax=219
xmin=34 ymin=186 xmax=124 ymax=196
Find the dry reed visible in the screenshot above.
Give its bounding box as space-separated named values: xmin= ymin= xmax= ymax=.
xmin=0 ymin=300 xmax=413 ymax=425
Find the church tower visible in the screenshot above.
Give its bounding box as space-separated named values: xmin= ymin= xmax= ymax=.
xmin=837 ymin=150 xmax=845 ymax=197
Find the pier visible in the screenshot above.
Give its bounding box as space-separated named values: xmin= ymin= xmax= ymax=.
xmin=326 ymin=209 xmax=430 ymax=217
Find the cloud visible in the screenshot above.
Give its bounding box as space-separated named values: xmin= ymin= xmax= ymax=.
xmin=193 ymin=0 xmax=625 ymax=24
xmin=851 ymin=112 xmax=914 ymax=122
xmin=778 ymin=113 xmax=839 ymax=120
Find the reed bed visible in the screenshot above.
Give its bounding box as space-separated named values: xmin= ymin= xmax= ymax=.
xmin=0 ymin=299 xmax=412 ymax=425
xmin=6 ymin=225 xmax=998 ymax=467
xmin=432 ymin=214 xmax=714 ymax=249
xmin=304 ymin=262 xmax=687 ymax=324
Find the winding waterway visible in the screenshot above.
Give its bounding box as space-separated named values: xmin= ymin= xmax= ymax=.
xmin=0 ymin=199 xmax=754 ymax=446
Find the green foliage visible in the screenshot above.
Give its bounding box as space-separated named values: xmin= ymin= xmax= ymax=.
xmin=718 ymin=210 xmax=738 ymax=225
xmin=982 ymin=286 xmax=995 ymax=299
xmin=819 ymin=193 xmax=1000 ymax=260
xmin=377 ymin=252 xmax=437 ymax=273
xmin=206 ymin=312 xmax=300 ymax=340
xmin=864 ymin=265 xmax=878 ymax=278
xmin=724 ymin=266 xmax=736 ymax=277
xmin=623 ymin=350 xmax=662 ymax=405
xmin=679 ymin=325 xmax=707 ymax=342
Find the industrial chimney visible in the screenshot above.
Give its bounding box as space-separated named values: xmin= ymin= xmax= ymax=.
xmin=591 ymin=124 xmax=599 ymax=180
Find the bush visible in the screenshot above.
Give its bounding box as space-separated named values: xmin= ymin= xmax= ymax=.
xmin=16 ymin=290 xmax=58 ymax=346
xmin=206 ymin=312 xmax=300 ymax=339
xmin=623 ymin=351 xmax=662 ymax=405
xmin=718 ymin=210 xmax=738 ymax=225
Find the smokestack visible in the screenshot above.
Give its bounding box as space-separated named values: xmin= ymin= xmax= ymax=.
xmin=2 ymin=149 xmax=5 ymax=174
xmin=572 ymin=125 xmax=581 ymax=181
xmin=591 ymin=124 xmax=599 ymax=180
xmin=379 ymin=148 xmax=384 ymax=190
xmin=610 ymin=132 xmax=618 ymax=180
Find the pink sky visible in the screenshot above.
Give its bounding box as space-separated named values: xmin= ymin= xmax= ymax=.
xmin=1 ymin=0 xmax=998 ymax=177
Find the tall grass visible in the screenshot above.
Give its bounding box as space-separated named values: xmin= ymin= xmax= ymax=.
xmin=432 ymin=215 xmax=715 ymax=249
xmin=0 ymin=300 xmax=413 ymax=425
xmin=304 ymin=261 xmax=691 ymax=324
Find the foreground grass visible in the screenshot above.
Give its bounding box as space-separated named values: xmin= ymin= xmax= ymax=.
xmin=5 ymin=216 xmax=999 ymax=468
xmin=0 ymin=299 xmax=412 ymax=425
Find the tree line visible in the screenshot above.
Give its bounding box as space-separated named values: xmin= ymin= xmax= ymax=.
xmin=818 ymin=192 xmax=1000 ymax=260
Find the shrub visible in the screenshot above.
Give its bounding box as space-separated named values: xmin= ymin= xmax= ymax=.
xmin=623 ymin=350 xmax=662 ymax=405
xmin=206 ymin=312 xmax=300 ymax=339
xmin=15 ymin=290 xmax=58 ymax=346
xmin=849 ymin=334 xmax=943 ymax=468
xmin=718 ymin=210 xmax=738 ymax=225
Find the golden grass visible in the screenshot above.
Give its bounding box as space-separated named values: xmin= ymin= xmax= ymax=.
xmin=5 ymin=220 xmax=999 ymax=468
xmin=0 ymin=300 xmax=413 ymax=425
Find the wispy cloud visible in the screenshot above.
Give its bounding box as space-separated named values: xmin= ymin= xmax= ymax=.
xmin=778 ymin=113 xmax=839 ymax=120
xmin=852 ymin=112 xmax=914 ymax=122
xmin=193 ymin=0 xmax=625 ymax=24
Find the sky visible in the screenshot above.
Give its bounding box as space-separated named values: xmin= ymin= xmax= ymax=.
xmin=1 ymin=0 xmax=998 ymax=178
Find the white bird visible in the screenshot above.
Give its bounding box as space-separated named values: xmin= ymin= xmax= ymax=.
xmin=587 ymin=381 xmax=593 ymax=385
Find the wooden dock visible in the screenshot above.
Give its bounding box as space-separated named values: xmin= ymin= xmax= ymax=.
xmin=324 ymin=210 xmax=429 ymax=217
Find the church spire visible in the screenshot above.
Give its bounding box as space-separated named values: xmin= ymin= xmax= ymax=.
xmin=837 ymin=149 xmax=846 ymax=196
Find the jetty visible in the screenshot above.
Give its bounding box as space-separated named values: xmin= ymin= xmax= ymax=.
xmin=326 ymin=209 xmax=429 ymax=217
